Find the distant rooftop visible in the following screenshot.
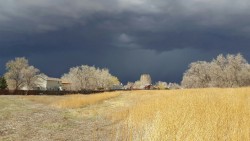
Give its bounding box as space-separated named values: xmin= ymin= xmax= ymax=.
xmin=62 ymin=80 xmax=71 ymax=84
xmin=46 ymin=77 xmax=61 ymax=81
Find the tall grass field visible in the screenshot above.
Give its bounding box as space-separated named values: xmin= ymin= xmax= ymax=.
xmin=110 ymin=88 xmax=250 ymax=140
xmin=1 ymin=88 xmax=249 ymax=141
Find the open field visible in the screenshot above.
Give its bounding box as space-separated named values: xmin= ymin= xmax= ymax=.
xmin=0 ymin=88 xmax=249 ymax=141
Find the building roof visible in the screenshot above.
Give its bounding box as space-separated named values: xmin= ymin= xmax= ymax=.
xmin=47 ymin=77 xmax=61 ymax=81
xmin=62 ymin=80 xmax=71 ymax=84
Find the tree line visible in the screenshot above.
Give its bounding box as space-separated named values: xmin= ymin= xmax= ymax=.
xmin=182 ymin=53 xmax=250 ymax=88
xmin=1 ymin=53 xmax=250 ymax=91
xmin=1 ymin=57 xmax=120 ymax=91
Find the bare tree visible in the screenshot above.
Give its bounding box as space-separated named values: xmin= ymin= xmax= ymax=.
xmin=61 ymin=66 xmax=85 ymax=91
xmin=5 ymin=57 xmax=28 ymax=90
xmin=61 ymin=65 xmax=120 ymax=91
xmin=155 ymin=81 xmax=168 ymax=89
xmin=182 ymin=53 xmax=250 ymax=88
xmin=21 ymin=66 xmax=40 ymax=90
xmin=124 ymin=82 xmax=134 ymax=90
xmin=126 ymin=74 xmax=152 ymax=89
xmin=168 ymin=83 xmax=182 ymax=89
xmin=98 ymin=69 xmax=120 ymax=90
xmin=140 ymin=74 xmax=152 ymax=85
xmin=182 ymin=61 xmax=211 ymax=88
xmin=4 ymin=57 xmax=40 ymax=90
xmin=133 ymin=80 xmax=142 ymax=89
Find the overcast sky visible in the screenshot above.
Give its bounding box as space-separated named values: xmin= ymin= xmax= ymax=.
xmin=1 ymin=0 xmax=250 ymax=83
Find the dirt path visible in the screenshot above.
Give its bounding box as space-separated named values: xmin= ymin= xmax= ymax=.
xmin=0 ymin=92 xmax=143 ymax=141
xmin=0 ymin=95 xmax=126 ymax=141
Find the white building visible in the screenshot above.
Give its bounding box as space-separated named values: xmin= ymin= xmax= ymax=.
xmin=35 ymin=76 xmax=62 ymax=91
xmin=21 ymin=75 xmax=62 ymax=91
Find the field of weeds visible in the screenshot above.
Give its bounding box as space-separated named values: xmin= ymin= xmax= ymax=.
xmin=0 ymin=88 xmax=249 ymax=141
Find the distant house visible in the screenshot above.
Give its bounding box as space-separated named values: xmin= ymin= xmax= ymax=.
xmin=61 ymin=80 xmax=72 ymax=91
xmin=35 ymin=76 xmax=62 ymax=91
xmin=21 ymin=75 xmax=62 ymax=91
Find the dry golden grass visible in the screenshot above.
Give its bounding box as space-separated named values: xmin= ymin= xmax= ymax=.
xmin=111 ymin=88 xmax=250 ymax=141
xmin=22 ymin=88 xmax=250 ymax=140
xmin=23 ymin=92 xmax=120 ymax=109
xmin=52 ymin=92 xmax=120 ymax=109
xmin=22 ymin=95 xmax=64 ymax=105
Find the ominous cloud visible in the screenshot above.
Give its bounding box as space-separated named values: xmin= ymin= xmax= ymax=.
xmin=1 ymin=0 xmax=250 ymax=83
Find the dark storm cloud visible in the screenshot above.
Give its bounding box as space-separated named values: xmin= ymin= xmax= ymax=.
xmin=2 ymin=0 xmax=250 ymax=51
xmin=1 ymin=0 xmax=250 ymax=82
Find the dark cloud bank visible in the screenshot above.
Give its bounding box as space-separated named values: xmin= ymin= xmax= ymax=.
xmin=1 ymin=0 xmax=250 ymax=83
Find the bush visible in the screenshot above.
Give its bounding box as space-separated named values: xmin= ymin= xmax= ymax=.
xmin=0 ymin=77 xmax=8 ymax=90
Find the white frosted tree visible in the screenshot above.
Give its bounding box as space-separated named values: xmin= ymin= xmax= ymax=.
xmin=21 ymin=66 xmax=40 ymax=90
xmin=4 ymin=57 xmax=40 ymax=90
xmin=61 ymin=66 xmax=85 ymax=91
xmin=140 ymin=74 xmax=152 ymax=85
xmin=133 ymin=80 xmax=142 ymax=89
xmin=155 ymin=81 xmax=168 ymax=89
xmin=182 ymin=53 xmax=250 ymax=88
xmin=5 ymin=57 xmax=28 ymax=90
xmin=61 ymin=65 xmax=120 ymax=91
xmin=127 ymin=74 xmax=152 ymax=89
xmin=182 ymin=61 xmax=211 ymax=88
xmin=98 ymin=69 xmax=120 ymax=90
xmin=124 ymin=82 xmax=134 ymax=89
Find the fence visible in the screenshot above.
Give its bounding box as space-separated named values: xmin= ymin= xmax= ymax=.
xmin=0 ymin=89 xmax=114 ymax=95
